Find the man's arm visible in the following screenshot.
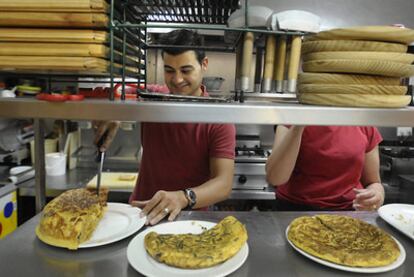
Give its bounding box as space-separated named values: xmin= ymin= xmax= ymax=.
xmin=192 ymin=157 xmax=234 ymax=208
xmin=132 ymin=157 xmax=234 ymax=225
xmin=265 ymin=126 xmax=304 ymax=186
xmin=353 ymin=146 xmax=385 ymax=210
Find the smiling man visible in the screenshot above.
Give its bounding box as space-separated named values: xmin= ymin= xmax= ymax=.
xmin=163 ymin=48 xmax=207 ymax=96
xmin=124 ymin=29 xmax=236 ymax=224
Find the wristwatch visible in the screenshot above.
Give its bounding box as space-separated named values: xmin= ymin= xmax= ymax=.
xmin=183 ymin=188 xmax=197 ymax=209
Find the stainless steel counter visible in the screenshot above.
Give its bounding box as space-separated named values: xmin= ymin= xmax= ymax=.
xmin=1 ymin=211 xmax=413 ymax=276
xmin=18 ymin=168 xmax=98 ymax=197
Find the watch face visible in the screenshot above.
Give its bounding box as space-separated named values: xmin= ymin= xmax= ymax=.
xmin=188 ymin=190 xmax=196 ymax=202
xmin=186 ymin=189 xmax=196 ymax=206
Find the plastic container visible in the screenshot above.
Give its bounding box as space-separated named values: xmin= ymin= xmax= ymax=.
xmin=45 ymin=152 xmax=67 ymax=176
xmin=202 ymin=77 xmax=225 ymax=91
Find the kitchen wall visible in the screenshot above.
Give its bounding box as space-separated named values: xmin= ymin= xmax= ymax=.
xmin=147 ymin=0 xmax=414 ymax=93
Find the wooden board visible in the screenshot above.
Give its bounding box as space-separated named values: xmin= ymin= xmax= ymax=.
xmin=308 ymin=26 xmax=414 ymax=45
xmin=0 ymin=29 xmax=141 ymax=59
xmin=298 ymin=84 xmax=407 ymax=95
xmin=303 ymin=59 xmax=414 ymax=77
xmin=303 ymin=51 xmax=414 ymax=64
xmin=0 ymin=56 xmax=139 ymax=74
xmin=0 ymin=43 xmax=107 ymax=57
xmin=0 ymin=42 xmax=140 ymax=66
xmin=0 ymin=0 xmax=108 ymax=12
xmin=0 ymin=28 xmax=108 ymax=43
xmin=86 ymin=172 xmax=138 ymax=189
xmin=0 ymin=12 xmax=108 ymax=28
xmin=298 ymin=93 xmax=411 ymax=108
xmin=302 ymin=40 xmax=408 ymax=54
xmin=298 ymin=73 xmax=401 ymax=85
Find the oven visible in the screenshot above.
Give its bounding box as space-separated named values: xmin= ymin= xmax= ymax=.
xmin=380 ymin=146 xmax=414 ymax=203
xmin=230 ymin=135 xmax=275 ymax=200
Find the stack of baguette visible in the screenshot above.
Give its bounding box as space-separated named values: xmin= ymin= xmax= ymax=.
xmin=298 ymin=26 xmax=414 ymax=108
xmin=0 ymin=0 xmax=139 ymax=74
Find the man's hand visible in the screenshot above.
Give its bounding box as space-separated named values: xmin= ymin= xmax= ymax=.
xmin=93 ymin=120 xmax=120 ymax=152
xmin=353 ymin=182 xmax=385 ymax=211
xmin=131 ymin=190 xmax=188 ymax=225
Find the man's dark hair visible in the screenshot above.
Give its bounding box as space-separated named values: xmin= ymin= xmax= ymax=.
xmin=158 ymin=29 xmax=205 ymax=65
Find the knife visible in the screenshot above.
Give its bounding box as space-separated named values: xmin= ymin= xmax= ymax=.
xmin=96 ymin=151 xmax=105 ymax=197
xmin=95 ymin=132 xmax=107 ymax=196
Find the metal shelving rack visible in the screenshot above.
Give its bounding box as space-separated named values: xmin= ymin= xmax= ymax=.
xmin=109 ymin=0 xmax=243 ymax=99
xmin=124 ymin=0 xmax=239 ymax=24
xmin=108 ymin=0 xmax=148 ymax=100
xmin=0 ymin=0 xmax=147 ymax=98
xmin=111 ymin=0 xmax=307 ymax=101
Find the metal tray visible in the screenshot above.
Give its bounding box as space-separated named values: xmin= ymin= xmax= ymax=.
xmin=138 ymin=91 xmax=231 ymax=103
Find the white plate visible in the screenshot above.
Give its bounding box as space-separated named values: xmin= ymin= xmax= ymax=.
xmin=379 ymin=203 xmax=414 ymax=240
xmin=127 ymin=220 xmax=249 ymax=277
xmin=286 ymin=225 xmax=406 ymax=273
xmin=79 ymin=202 xmax=146 ymax=248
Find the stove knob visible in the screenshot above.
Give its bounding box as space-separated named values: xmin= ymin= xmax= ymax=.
xmin=238 ymin=175 xmax=247 ymax=184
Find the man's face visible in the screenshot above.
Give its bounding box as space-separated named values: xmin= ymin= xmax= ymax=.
xmin=163 ymin=51 xmax=208 ymax=96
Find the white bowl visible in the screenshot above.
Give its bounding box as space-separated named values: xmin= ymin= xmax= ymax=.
xmin=227 ymin=6 xmax=273 ymax=28
xmin=267 ymin=10 xmax=321 ymax=33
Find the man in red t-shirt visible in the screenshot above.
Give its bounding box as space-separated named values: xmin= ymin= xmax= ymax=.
xmin=94 ymin=30 xmax=235 ymax=225
xmin=266 ymin=126 xmax=384 ymax=211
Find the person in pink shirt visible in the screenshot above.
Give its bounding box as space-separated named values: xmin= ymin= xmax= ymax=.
xmin=94 ymin=30 xmax=235 ymax=225
xmin=265 ymin=126 xmax=385 ymax=211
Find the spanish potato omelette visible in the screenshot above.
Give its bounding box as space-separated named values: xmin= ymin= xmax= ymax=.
xmin=144 ymin=216 xmax=248 ymax=269
xmin=287 ymin=215 xmax=400 ymax=267
xmin=36 ymin=188 xmax=108 ymax=250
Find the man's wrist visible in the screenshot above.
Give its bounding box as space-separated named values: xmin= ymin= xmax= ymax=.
xmin=180 ymin=190 xmax=189 ymax=209
xmin=183 ymin=188 xmax=197 ymax=209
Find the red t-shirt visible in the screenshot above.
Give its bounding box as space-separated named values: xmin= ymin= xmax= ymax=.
xmin=276 ymin=126 xmax=382 ymax=210
xmin=129 ymin=89 xmax=235 ymax=203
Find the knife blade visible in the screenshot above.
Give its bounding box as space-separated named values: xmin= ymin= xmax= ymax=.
xmin=95 ymin=131 xmax=107 ymax=196
xmin=96 ymin=151 xmax=105 ymax=196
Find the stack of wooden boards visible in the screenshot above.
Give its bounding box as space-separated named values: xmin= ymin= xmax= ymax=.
xmin=298 ymin=26 xmax=414 ymax=108
xmin=0 ymin=0 xmax=139 ymax=74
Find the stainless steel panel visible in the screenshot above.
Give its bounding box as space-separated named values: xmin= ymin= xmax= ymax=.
xmin=2 ymin=98 xmax=414 ymax=126
xmin=234 ymin=163 xmax=266 ymax=175
xmin=229 ymin=189 xmax=275 ymax=200
xmin=399 ymin=174 xmax=414 ymax=204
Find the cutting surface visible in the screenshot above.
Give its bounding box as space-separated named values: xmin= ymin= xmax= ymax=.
xmin=86 ymin=172 xmax=138 ymax=189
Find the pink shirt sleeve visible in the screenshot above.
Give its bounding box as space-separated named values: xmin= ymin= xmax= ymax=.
xmin=362 ymin=127 xmax=383 ymax=153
